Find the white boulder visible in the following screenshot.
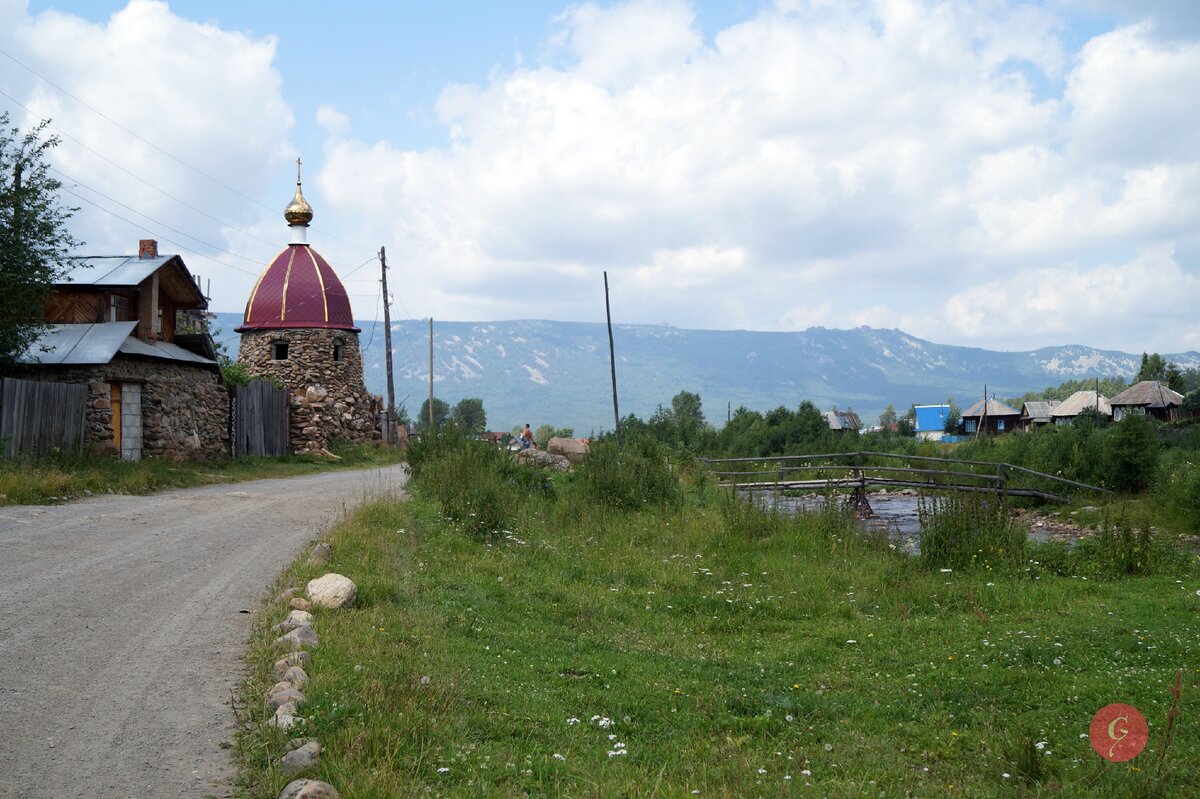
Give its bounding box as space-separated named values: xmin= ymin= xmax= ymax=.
xmin=306 ymin=573 xmax=357 ymax=609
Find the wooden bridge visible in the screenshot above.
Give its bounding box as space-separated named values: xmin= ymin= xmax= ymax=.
xmin=701 ymin=451 xmax=1108 ymax=505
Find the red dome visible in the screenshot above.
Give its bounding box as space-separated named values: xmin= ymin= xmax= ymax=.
xmin=236 ymin=245 xmax=359 ymax=332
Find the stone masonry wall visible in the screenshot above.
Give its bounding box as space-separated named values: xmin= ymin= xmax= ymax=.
xmin=38 ymin=357 xmax=228 ymax=459
xmin=238 ymin=328 xmax=379 ymax=453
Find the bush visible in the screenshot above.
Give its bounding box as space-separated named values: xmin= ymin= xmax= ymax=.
xmin=918 ymin=493 xmax=1025 ymax=572
xmin=1102 ymin=413 xmax=1159 ymax=492
xmin=406 ymin=428 xmax=543 ymax=538
xmin=570 ymin=437 xmax=682 ymax=511
xmin=1156 ymin=452 xmax=1200 ymax=535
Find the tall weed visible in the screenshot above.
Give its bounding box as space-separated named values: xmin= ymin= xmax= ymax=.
xmin=918 ymin=493 xmax=1025 ymax=572
xmin=569 ymin=437 xmax=682 ymax=511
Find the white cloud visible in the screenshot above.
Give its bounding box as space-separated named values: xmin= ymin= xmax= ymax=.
xmin=315 ymin=0 xmax=1200 ymax=350
xmin=1 ymin=0 xmax=294 ymax=311
xmin=934 ymin=247 xmax=1200 ymax=351
xmin=5 ymin=0 xmax=1200 ymax=354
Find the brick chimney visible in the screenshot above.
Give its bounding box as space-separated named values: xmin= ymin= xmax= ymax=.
xmin=139 ymin=239 xmax=159 ymax=259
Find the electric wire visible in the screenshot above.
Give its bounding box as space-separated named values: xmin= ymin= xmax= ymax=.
xmin=0 ymin=54 xmax=375 ymax=254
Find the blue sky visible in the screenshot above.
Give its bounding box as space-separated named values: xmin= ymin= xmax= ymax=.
xmin=4 ymin=0 xmax=1200 ymax=354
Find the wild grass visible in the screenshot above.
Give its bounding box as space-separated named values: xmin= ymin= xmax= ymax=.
xmin=0 ymin=439 xmax=405 ymax=506
xmin=234 ymin=438 xmax=1200 ymax=798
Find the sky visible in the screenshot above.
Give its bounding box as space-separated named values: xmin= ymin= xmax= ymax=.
xmin=3 ymin=0 xmax=1199 ymax=354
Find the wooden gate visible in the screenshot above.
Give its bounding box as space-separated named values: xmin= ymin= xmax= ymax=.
xmin=230 ymin=381 xmax=289 ymax=457
xmin=0 ymin=377 xmax=87 ymax=458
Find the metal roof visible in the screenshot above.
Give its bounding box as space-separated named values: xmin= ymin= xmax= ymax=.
xmin=59 ymin=256 xmax=176 ymax=287
xmin=1052 ymin=390 xmax=1112 ymax=418
xmin=19 ymin=322 xmax=136 ymax=365
xmin=962 ymin=398 xmax=1021 ymax=418
xmin=20 ymin=322 xmax=217 ymax=368
xmin=1109 ymin=380 xmax=1185 ymax=408
xmin=1020 ymin=400 xmax=1060 ymax=422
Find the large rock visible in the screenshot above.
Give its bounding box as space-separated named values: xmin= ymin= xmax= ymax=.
xmin=516 ymin=448 xmax=571 ymax=472
xmin=274 ymin=651 xmax=311 ymax=679
xmin=269 ymin=701 xmax=300 ymax=731
xmin=276 ymin=625 xmax=320 ymax=650
xmin=283 ymin=665 xmax=309 ymax=688
xmin=266 ymin=681 xmax=306 ymax=712
xmin=296 ymin=782 xmax=340 ymax=799
xmin=306 ymin=573 xmax=356 ymax=609
xmin=279 ymin=780 xmax=312 ymax=799
xmin=548 ymin=437 xmax=589 ymax=464
xmin=280 ymin=740 xmax=322 ymax=776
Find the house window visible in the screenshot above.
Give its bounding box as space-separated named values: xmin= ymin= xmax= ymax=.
xmin=271 ymin=340 xmax=289 ymax=360
xmin=333 ymin=340 xmax=345 ymax=362
xmin=997 ymin=419 xmax=1005 ymax=431
xmin=965 ymin=419 xmax=978 ymax=433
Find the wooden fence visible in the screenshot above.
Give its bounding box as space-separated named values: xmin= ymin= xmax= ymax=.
xmin=0 ymin=377 xmax=87 ymax=458
xmin=230 ymin=381 xmax=289 ymax=457
xmin=702 ymin=450 xmax=1109 ymax=504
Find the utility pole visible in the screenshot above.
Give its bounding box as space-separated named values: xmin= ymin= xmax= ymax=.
xmin=604 ymin=271 xmax=621 ymax=445
xmin=379 ymin=247 xmax=396 ymax=444
xmin=428 ymin=317 xmax=435 ymax=429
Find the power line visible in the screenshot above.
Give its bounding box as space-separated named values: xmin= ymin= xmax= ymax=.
xmin=0 ymin=56 xmax=376 ymax=255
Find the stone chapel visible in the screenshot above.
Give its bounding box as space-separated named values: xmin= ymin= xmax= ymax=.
xmin=236 ymin=168 xmax=379 ymax=452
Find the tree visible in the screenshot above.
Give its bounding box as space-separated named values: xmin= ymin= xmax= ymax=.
xmin=1 ymin=113 xmax=80 ymax=370
xmin=943 ymin=397 xmax=961 ymax=434
xmin=878 ymin=404 xmax=898 ymax=429
xmin=418 ymin=397 xmax=450 ymax=430
xmin=450 ymin=397 xmax=486 ymax=434
xmin=1134 ymin=352 xmax=1185 ymax=392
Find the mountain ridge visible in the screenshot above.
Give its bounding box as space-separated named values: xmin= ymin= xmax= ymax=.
xmin=213 ymin=313 xmax=1199 ymax=433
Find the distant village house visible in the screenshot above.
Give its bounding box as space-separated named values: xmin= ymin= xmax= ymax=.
xmin=959 ymin=398 xmax=1021 ymax=435
xmin=913 ymin=404 xmax=951 ymax=440
xmin=1109 ymin=380 xmax=1187 ymax=422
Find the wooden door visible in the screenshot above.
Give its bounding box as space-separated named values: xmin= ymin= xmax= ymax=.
xmin=111 ymin=384 xmax=122 ymax=453
xmin=120 ymin=383 xmax=142 ymax=461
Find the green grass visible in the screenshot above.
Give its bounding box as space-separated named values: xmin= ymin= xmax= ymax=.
xmin=0 ymin=440 xmax=405 ymax=506
xmin=236 ymin=472 xmax=1200 ymax=798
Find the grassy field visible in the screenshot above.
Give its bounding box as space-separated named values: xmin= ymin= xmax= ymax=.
xmin=0 ymin=441 xmax=405 ymax=506
xmin=236 ymin=449 xmax=1200 ymax=798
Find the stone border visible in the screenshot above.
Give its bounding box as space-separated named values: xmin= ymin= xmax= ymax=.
xmin=263 ymin=552 xmax=359 ymax=799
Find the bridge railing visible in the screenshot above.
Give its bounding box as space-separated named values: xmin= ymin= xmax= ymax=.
xmin=700 ymin=451 xmax=1109 ymax=503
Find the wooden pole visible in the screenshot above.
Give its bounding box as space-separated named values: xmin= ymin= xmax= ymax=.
xmin=379 ymin=246 xmax=396 ymax=444
xmin=428 ymin=317 xmax=435 ymax=429
xmin=604 ymin=271 xmax=621 ymax=445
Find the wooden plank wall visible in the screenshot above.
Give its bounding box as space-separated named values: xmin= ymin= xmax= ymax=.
xmin=231 ymin=381 xmax=289 ymax=457
xmin=0 ymin=377 xmax=87 ymax=458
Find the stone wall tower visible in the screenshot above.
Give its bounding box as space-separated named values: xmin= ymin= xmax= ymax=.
xmin=236 ymin=167 xmax=378 ymax=452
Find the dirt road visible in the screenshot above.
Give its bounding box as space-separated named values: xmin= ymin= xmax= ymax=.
xmin=0 ymin=465 xmax=407 ymax=799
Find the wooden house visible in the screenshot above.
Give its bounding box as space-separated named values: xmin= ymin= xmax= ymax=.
xmin=960 ymin=398 xmax=1021 ymax=434
xmin=1020 ymin=400 xmax=1060 ymax=430
xmin=1109 ymin=381 xmax=1186 ymax=422
xmin=16 ymin=240 xmax=227 ymax=460
xmin=913 ymin=404 xmax=951 ymax=441
xmin=1051 ymin=390 xmax=1112 ymax=425
xmin=825 ymin=409 xmax=863 ymax=433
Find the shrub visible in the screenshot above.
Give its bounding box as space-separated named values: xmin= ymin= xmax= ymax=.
xmin=406 ymin=428 xmax=543 ymax=538
xmin=918 ymin=493 xmax=1025 ymax=572
xmin=1155 ymin=452 xmax=1200 ymax=535
xmin=1103 ymin=413 xmax=1160 ymax=492
xmin=570 ymin=437 xmax=682 ymax=511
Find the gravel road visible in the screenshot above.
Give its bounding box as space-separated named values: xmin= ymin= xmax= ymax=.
xmin=0 ymin=465 xmax=407 ymax=799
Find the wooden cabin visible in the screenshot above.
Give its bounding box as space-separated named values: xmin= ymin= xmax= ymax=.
xmin=1109 ymin=381 xmax=1186 ymax=422
xmin=960 ymin=398 xmax=1021 ymax=435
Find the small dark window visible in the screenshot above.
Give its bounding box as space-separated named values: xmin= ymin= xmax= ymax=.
xmin=333 ymin=340 xmax=345 ymax=362
xmin=271 ymin=340 xmax=289 ymax=360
